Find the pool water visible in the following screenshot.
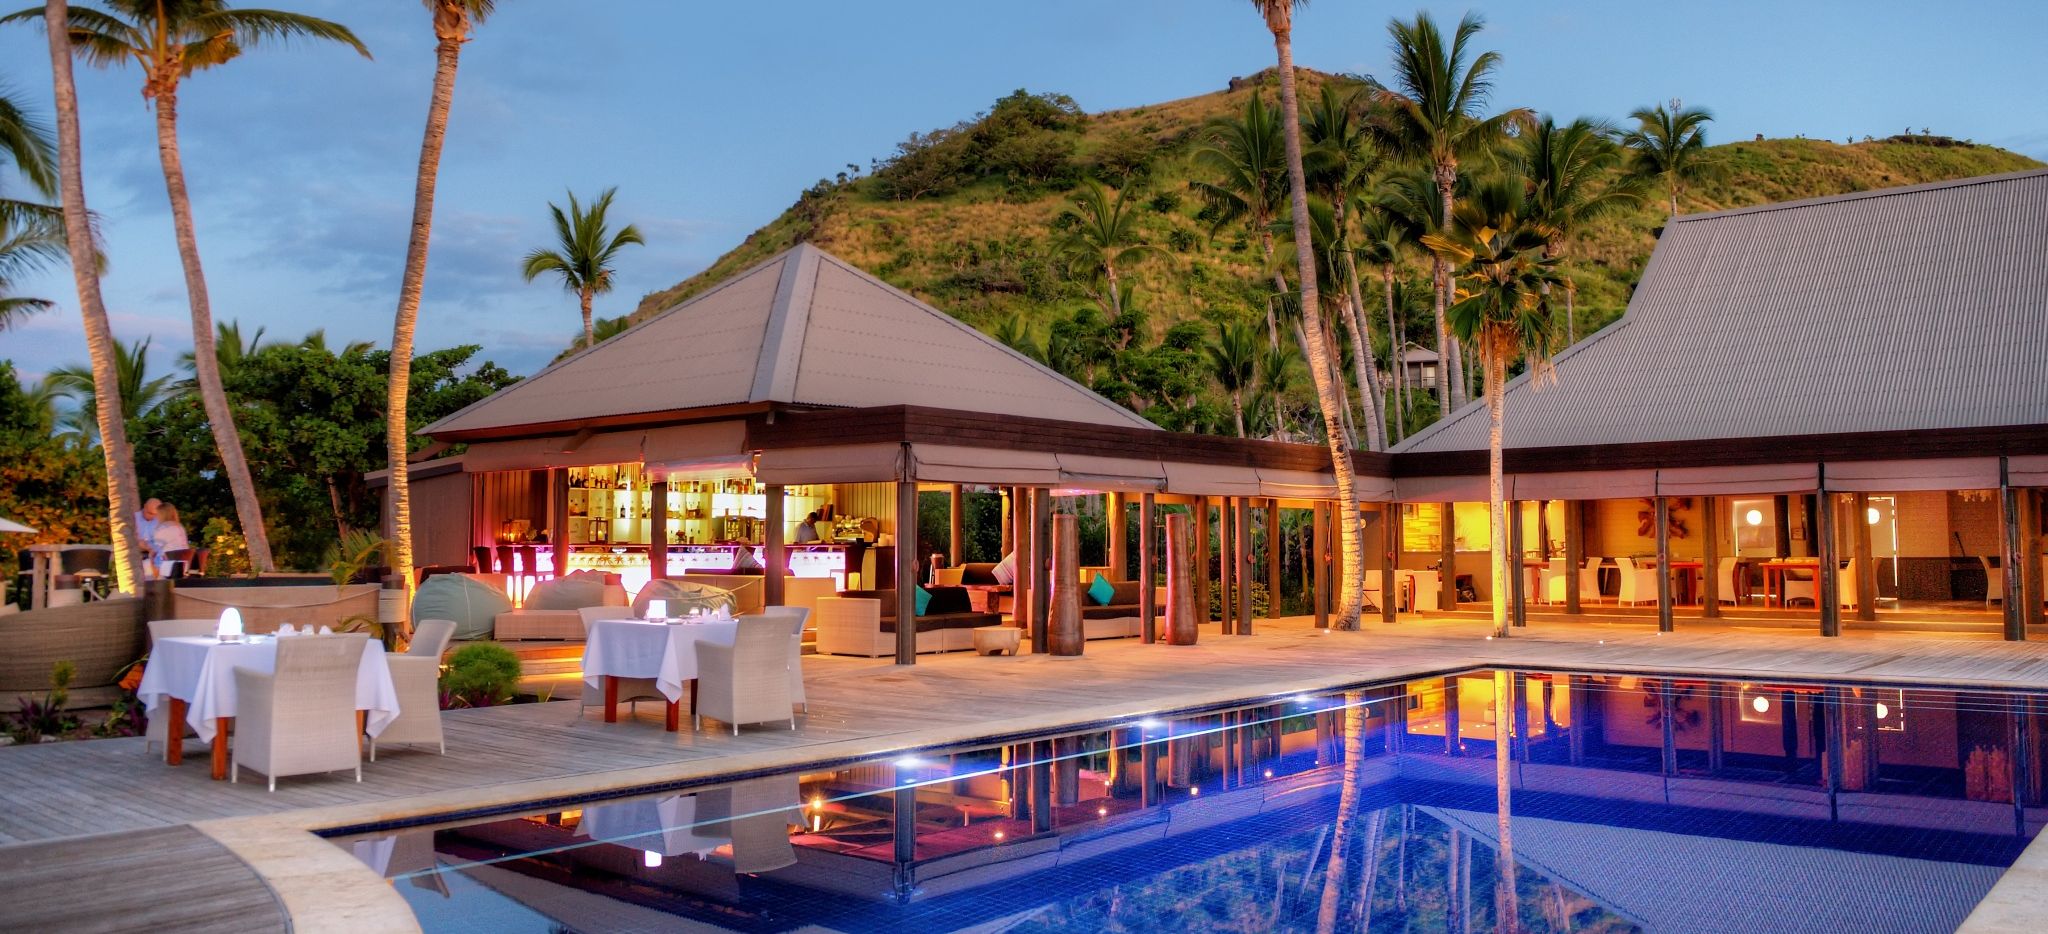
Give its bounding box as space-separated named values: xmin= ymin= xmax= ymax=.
xmin=330 ymin=669 xmax=2048 ymax=933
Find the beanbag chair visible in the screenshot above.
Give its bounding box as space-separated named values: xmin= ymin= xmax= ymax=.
xmin=525 ymin=575 xmax=609 ymax=611
xmin=412 ymin=573 xmax=513 ymax=640
xmin=632 ymin=578 xmax=737 ymax=618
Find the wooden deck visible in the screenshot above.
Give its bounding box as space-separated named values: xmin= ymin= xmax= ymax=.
xmin=0 ymin=825 xmax=287 ymax=933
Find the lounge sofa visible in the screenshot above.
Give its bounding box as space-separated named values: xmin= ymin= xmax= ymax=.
xmin=1080 ymin=580 xmax=1145 ymax=640
xmin=957 ymin=562 xmax=1013 ymax=613
xmin=815 ymin=587 xmax=1001 ymax=657
xmin=495 ymin=575 xmax=628 ymax=641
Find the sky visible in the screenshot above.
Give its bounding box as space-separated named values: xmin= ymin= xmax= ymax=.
xmin=1 ymin=0 xmax=2043 ymax=379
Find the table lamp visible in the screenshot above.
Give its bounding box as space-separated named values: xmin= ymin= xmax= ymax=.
xmin=647 ymin=599 xmax=667 ymax=621
xmin=217 ymin=607 xmax=244 ymax=642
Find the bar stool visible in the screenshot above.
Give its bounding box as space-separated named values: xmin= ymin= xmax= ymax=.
xmin=473 ymin=546 xmax=497 ymax=575
xmin=496 ymin=545 xmax=517 ymax=580
xmin=517 ymin=545 xmax=543 ymax=582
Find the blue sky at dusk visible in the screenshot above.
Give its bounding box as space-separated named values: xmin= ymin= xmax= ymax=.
xmin=1 ymin=0 xmax=2042 ymax=377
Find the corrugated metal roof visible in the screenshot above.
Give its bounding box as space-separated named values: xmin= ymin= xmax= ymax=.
xmin=1395 ymin=169 xmax=2048 ymax=454
xmin=426 ymin=244 xmax=1158 ymax=435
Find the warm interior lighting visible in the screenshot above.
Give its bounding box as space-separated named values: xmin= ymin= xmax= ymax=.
xmin=1745 ymin=509 xmax=1764 ymax=527
xmin=1188 ymin=787 xmax=1199 ymax=797
xmin=993 ymin=830 xmax=1006 ymax=841
xmin=1752 ymin=696 xmax=1771 ymax=714
xmin=1264 ymin=769 xmax=1274 ymax=778
xmin=1867 ymin=507 xmax=1881 ymax=525
xmin=646 ymin=599 xmax=667 ymax=620
xmin=1097 ymin=806 xmax=1108 ymax=817
xmin=809 ymin=796 xmax=824 ymax=810
xmin=642 ymin=851 xmax=662 ymax=869
xmin=1875 ymin=702 xmax=1891 ymax=720
xmin=217 ymin=607 xmax=243 ymax=641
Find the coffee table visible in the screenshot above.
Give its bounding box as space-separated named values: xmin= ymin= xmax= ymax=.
xmin=972 ymin=625 xmax=1021 ymax=656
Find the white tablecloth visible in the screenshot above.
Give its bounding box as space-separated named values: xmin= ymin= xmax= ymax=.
xmin=136 ymin=635 xmax=400 ymax=742
xmin=579 ymin=794 xmax=725 ymax=857
xmin=583 ymin=617 xmax=739 ymax=704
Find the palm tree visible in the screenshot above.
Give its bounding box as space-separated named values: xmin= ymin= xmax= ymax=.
xmin=1355 ymin=207 xmax=1413 ymax=439
xmin=1207 ymin=319 xmax=1259 ymax=437
xmin=387 ymin=0 xmax=496 ymax=603
xmin=19 ymin=1 xmax=373 ymax=573
xmin=1380 ymin=11 xmax=1528 ymax=416
xmin=1302 ymin=83 xmax=1390 ymax=450
xmin=1518 ymin=115 xmax=1640 ymax=343
xmin=1257 ymin=341 xmax=1300 ymax=437
xmin=300 ymin=327 xmax=373 ymax=357
xmin=992 ymin=313 xmax=1045 ymax=363
xmin=28 ymin=0 xmax=143 ymax=590
xmin=176 ymin=319 xmax=267 ymax=380
xmin=1191 ymin=92 xmax=1288 ymax=348
xmin=1422 ymin=178 xmax=1562 ymax=638
xmin=47 ymin=336 xmax=173 ymax=444
xmin=1620 ymin=100 xmax=1714 ymax=217
xmin=1055 ymin=178 xmax=1157 ymax=320
xmin=521 ymin=187 xmax=645 ymax=350
xmin=0 ymin=201 xmax=64 ymax=329
xmin=1247 ymin=0 xmax=1363 ymax=629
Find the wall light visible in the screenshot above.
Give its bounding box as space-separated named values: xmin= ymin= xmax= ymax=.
xmin=1745 ymin=509 xmax=1764 ymax=527
xmin=1867 ymin=507 xmax=1881 ymax=525
xmin=1752 ymin=695 xmax=1770 ymax=714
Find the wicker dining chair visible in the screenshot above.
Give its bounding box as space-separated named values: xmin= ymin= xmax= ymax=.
xmin=231 ymin=633 xmax=368 ymax=791
xmin=371 ymin=619 xmax=456 ymax=760
xmin=743 ymin=607 xmax=811 ymax=714
xmin=697 ymin=775 xmax=800 ymax=874
xmin=695 ymin=623 xmax=795 ymax=734
xmin=142 ymin=618 xmax=219 ymax=758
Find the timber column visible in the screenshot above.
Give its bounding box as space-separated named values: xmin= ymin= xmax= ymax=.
xmin=763 ymin=483 xmax=783 ymax=605
xmin=1140 ymin=492 xmax=1158 ymax=643
xmin=894 ymin=478 xmax=920 ymax=664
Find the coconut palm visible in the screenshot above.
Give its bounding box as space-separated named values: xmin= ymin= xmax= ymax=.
xmin=1422 ymin=178 xmax=1563 ymax=638
xmin=175 ymin=319 xmax=266 ymax=380
xmin=1355 ymin=207 xmax=1414 ymax=439
xmin=300 ymin=328 xmax=373 ymax=357
xmin=1257 ymin=341 xmax=1300 ymax=437
xmin=1055 ymin=178 xmax=1158 ymax=320
xmin=17 ymin=1 xmax=373 ymax=573
xmin=521 ymin=187 xmax=645 ymax=350
xmin=1247 ymin=0 xmax=1364 ymax=629
xmin=1620 ymin=100 xmax=1714 ymax=217
xmin=387 ymin=0 xmax=496 ymax=603
xmin=1207 ymin=319 xmax=1260 ymax=437
xmin=0 ymin=83 xmax=59 ymax=230
xmin=0 ymin=203 xmax=64 ymax=330
xmin=1302 ymin=83 xmax=1390 ymax=450
xmin=1518 ymin=115 xmax=1640 ymax=343
xmin=1191 ymin=92 xmax=1289 ymax=348
xmin=47 ymin=336 xmax=174 ymax=444
xmin=25 ymin=0 xmax=143 ymax=589
xmin=1379 ymin=11 xmax=1528 ymax=415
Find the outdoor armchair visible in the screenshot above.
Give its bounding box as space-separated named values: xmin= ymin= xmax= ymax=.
xmin=742 ymin=607 xmax=811 ymax=713
xmin=1615 ymin=558 xmax=1660 ymax=606
xmin=371 ymin=619 xmax=456 ymax=760
xmin=576 ymin=606 xmax=665 ymax=715
xmin=230 ymin=633 xmax=368 ymax=791
xmin=694 ymin=622 xmax=795 ymax=734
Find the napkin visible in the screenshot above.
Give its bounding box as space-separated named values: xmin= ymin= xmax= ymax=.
xmin=318 ymin=625 xmax=333 ymax=635
xmin=277 ymin=623 xmax=298 ymax=637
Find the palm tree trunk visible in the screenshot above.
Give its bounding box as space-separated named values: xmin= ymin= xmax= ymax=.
xmin=1383 ymin=265 xmax=1405 ymax=441
xmin=1257 ymin=230 xmax=1282 ymax=352
xmin=1485 ymin=339 xmax=1509 ymax=639
xmin=1232 ymin=389 xmax=1246 ymax=438
xmin=43 ymin=0 xmax=143 ymax=593
xmin=1341 ymin=251 xmax=1387 ymax=451
xmin=1565 ymin=279 xmax=1576 ymax=344
xmin=1430 ymin=255 xmax=1453 ymax=413
xmin=1105 ymin=258 xmax=1122 ymax=319
xmin=580 ymin=287 xmax=595 ymax=348
xmin=1266 ymin=29 xmax=1363 ymax=630
xmin=153 ymin=90 xmax=274 ymax=572
xmin=1434 ymin=162 xmax=1466 ymax=412
xmin=388 ymin=24 xmax=467 ymax=607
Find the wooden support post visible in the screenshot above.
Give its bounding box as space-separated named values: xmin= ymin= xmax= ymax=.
xmin=1312 ymin=500 xmax=1330 ymax=628
xmin=1818 ymin=482 xmax=1841 ymax=638
xmin=1443 ymin=676 xmax=1461 ymax=756
xmin=1707 ymin=679 xmax=1726 ymax=774
xmin=1564 ymin=500 xmax=1583 ymax=614
xmin=763 ymin=483 xmax=784 ymax=606
xmin=1701 ymin=495 xmax=1720 ymax=618
xmin=1193 ymin=496 xmax=1211 ymax=628
xmin=1509 ymin=501 xmax=1526 ymax=628
xmin=2026 ymin=489 xmax=2046 ymax=631
xmin=1382 ymin=502 xmax=1399 ymax=624
xmin=650 ymin=480 xmax=670 ymax=581
xmin=1032 ymin=487 xmax=1054 ymax=654
xmin=1655 ymin=496 xmax=1674 ymax=632
xmin=1439 ymin=504 xmax=1458 ymax=611
xmin=2001 ymin=458 xmax=2027 ymax=641
xmin=895 ymin=479 xmax=920 ymax=664
xmin=1219 ymin=497 xmax=1235 ymax=635
xmin=1013 ymin=488 xmax=1034 ymax=629
xmin=1140 ymin=493 xmax=1158 ymax=644
xmin=1852 ymin=491 xmax=1876 ymax=621
xmin=1658 ymin=679 xmax=1678 ymax=776
xmin=1264 ymin=499 xmax=1282 ymax=620
xmin=1165 ymin=511 xmax=1198 ymax=645
xmin=549 ymin=468 xmax=570 ymax=576
xmin=1000 ymin=487 xmax=1015 ymax=556
xmin=948 ymin=484 xmax=964 ymax=568
xmin=1050 ymin=513 xmax=1083 ymax=656
xmin=1236 ymin=497 xmax=1253 ymax=635
xmin=1107 ymin=492 xmax=1127 ymax=581
xmin=893 ymin=770 xmax=917 ymax=867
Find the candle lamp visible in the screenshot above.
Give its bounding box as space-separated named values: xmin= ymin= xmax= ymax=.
xmin=217 ymin=607 xmax=244 ymax=643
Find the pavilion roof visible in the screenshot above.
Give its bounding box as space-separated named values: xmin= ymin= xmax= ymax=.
xmin=1395 ymin=169 xmax=2048 ymax=455
xmin=425 ymin=243 xmax=1158 ymax=439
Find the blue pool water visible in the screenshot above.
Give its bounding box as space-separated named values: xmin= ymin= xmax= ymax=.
xmin=330 ymin=670 xmax=2047 ymax=933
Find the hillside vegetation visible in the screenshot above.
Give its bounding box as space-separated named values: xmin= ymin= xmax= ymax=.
xmin=627 ymin=70 xmax=2038 ymax=428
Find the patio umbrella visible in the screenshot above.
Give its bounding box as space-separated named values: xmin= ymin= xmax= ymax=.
xmin=0 ymin=517 xmax=35 ymax=534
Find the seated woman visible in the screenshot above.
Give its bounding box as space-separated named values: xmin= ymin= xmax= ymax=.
xmin=151 ymin=503 xmax=191 ymax=578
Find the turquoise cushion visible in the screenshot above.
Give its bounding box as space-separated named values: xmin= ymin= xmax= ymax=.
xmin=1087 ymin=573 xmax=1115 ymax=606
xmin=914 ymin=585 xmax=932 ymax=616
xmin=412 ymin=574 xmax=513 ymax=641
xmin=524 ymin=576 xmax=606 ymax=611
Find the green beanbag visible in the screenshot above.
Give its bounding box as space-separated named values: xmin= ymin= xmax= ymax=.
xmin=632 ymin=579 xmax=738 ymax=618
xmin=525 ymin=575 xmax=608 ymax=611
xmin=412 ymin=573 xmax=513 ymax=640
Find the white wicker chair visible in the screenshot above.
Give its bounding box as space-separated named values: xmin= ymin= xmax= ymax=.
xmin=1981 ymin=557 xmax=2004 ymax=608
xmin=576 ymin=605 xmax=665 ymax=716
xmin=743 ymin=607 xmax=811 ymax=713
xmin=231 ymin=633 xmax=367 ymax=791
xmin=695 ymin=622 xmax=795 ymax=734
xmin=1717 ymin=557 xmax=1747 ymax=605
xmin=1615 ymin=557 xmax=1660 ymax=606
xmin=698 ymin=775 xmax=800 ymax=874
xmin=1579 ymin=558 xmax=1607 ymax=604
xmin=143 ymin=618 xmax=218 ymax=758
xmin=371 ymin=619 xmax=456 ymax=760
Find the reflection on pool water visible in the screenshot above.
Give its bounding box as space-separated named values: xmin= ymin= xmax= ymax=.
xmin=329 ymin=670 xmax=2048 ymax=933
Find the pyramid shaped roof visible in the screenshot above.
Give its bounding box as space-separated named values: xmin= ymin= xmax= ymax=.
xmin=426 ymin=243 xmax=1158 ymax=437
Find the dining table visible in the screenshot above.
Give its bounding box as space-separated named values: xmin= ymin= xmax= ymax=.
xmin=1664 ymin=560 xmax=1705 ymax=606
xmin=1757 ymin=559 xmax=1822 ymax=610
xmin=135 ymin=634 xmax=399 ymax=780
xmin=583 ymin=614 xmax=740 ymax=731
xmin=579 ymin=794 xmax=727 ymax=858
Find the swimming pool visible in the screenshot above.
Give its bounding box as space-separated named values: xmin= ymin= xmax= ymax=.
xmin=330 ymin=669 xmax=2048 ymax=933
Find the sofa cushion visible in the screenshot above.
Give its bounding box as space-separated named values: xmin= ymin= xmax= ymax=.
xmin=525 ymin=575 xmax=608 ymax=611
xmin=1111 ymin=580 xmax=1144 ymax=606
xmin=1081 ymin=604 xmax=1140 ymax=620
xmin=1087 ymin=573 xmax=1115 ymax=606
xmin=914 ymin=585 xmax=932 ymax=616
xmin=413 ymin=573 xmax=512 ymax=640
xmin=990 ymin=554 xmax=1016 ymax=585
xmin=841 ymin=587 xmax=973 ymax=619
xmin=960 ymin=562 xmax=1002 ymax=586
xmin=879 ymin=612 xmax=1001 ymax=634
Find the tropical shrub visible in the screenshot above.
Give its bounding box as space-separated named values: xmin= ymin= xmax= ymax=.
xmin=8 ymin=661 xmax=78 ymax=743
xmin=440 ymin=643 xmax=522 ymax=708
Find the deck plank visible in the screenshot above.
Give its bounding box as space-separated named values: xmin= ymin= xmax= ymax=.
xmin=0 ymin=825 xmax=286 ymax=933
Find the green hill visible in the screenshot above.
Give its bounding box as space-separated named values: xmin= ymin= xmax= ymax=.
xmin=630 ymin=70 xmax=2039 ymax=406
